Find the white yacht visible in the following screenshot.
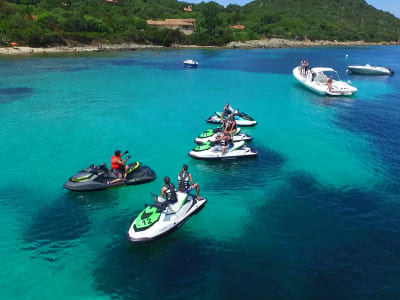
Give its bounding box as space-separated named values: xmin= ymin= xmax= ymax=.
xmin=184 ymin=59 xmax=199 ymax=68
xmin=348 ymin=64 xmax=394 ymax=75
xmin=293 ymin=66 xmax=358 ymax=96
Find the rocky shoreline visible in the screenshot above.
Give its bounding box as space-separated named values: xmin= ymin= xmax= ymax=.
xmin=0 ymin=39 xmax=398 ymax=56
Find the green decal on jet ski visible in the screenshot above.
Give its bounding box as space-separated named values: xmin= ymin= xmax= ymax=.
xmin=199 ymin=129 xmax=215 ymax=138
xmin=127 ymin=161 xmax=140 ymax=174
xmin=194 ymin=142 xmax=212 ymax=151
xmin=135 ymin=206 xmax=161 ymax=229
xmin=181 ymin=194 xmax=189 ymax=208
xmin=71 ymin=174 xmax=93 ymax=182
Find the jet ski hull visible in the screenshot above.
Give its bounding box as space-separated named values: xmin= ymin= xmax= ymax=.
xmin=128 ymin=194 xmax=207 ymax=243
xmin=64 ymin=164 xmax=156 ymax=192
xmin=195 ymin=127 xmax=253 ymax=144
xmin=189 ymin=141 xmax=258 ymax=161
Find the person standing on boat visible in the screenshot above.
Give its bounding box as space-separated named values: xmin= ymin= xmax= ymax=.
xmin=304 ymin=60 xmax=310 ymax=75
xmin=300 ymin=58 xmax=306 ymax=74
xmin=327 ymin=76 xmax=333 ymax=92
xmin=177 ymin=164 xmax=204 ymax=200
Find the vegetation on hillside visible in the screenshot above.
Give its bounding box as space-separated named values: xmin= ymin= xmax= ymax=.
xmin=0 ymin=0 xmax=399 ymax=47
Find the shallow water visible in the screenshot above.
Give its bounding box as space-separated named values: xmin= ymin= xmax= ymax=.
xmin=0 ymin=46 xmax=399 ymax=299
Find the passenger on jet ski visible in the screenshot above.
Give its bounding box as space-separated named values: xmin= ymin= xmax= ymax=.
xmin=220 ymin=103 xmax=235 ymax=120
xmin=215 ymin=131 xmax=234 ymax=155
xmin=178 ymin=164 xmax=204 ymax=200
xmin=110 ymin=149 xmax=131 ymax=184
xmin=161 ymin=176 xmax=178 ymax=204
xmin=224 ymin=115 xmax=237 ymax=136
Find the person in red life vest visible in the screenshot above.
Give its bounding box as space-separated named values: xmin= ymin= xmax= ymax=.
xmin=109 ymin=149 xmax=131 ymax=184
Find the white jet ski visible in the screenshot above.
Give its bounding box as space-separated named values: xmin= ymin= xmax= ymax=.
xmin=347 ymin=64 xmax=394 ymax=75
xmin=128 ymin=192 xmax=206 ymax=243
xmin=206 ymin=111 xmax=257 ymax=127
xmin=195 ymin=127 xmax=253 ymax=144
xmin=189 ymin=140 xmax=258 ymax=161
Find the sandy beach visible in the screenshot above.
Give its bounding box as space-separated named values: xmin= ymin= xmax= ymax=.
xmin=0 ymin=39 xmax=398 ymax=56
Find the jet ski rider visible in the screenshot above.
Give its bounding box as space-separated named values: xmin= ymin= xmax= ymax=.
xmin=109 ymin=149 xmax=131 ymax=184
xmin=215 ymin=132 xmax=234 ymax=155
xmin=220 ymin=103 xmax=234 ymax=120
xmin=161 ymin=176 xmax=178 ymax=203
xmin=178 ymin=164 xmax=204 ymax=200
xmin=224 ymin=114 xmax=237 ymax=136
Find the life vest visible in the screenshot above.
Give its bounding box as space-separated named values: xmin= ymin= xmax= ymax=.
xmin=178 ymin=171 xmax=190 ymax=191
xmin=164 ymin=183 xmax=177 ymax=203
xmin=111 ymin=155 xmax=122 ymax=169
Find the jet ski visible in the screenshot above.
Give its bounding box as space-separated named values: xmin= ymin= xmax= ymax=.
xmin=128 ymin=192 xmax=207 ymax=242
xmin=195 ymin=127 xmax=253 ymax=144
xmin=206 ymin=111 xmax=257 ymax=127
xmin=64 ymin=161 xmax=156 ymax=192
xmin=189 ymin=140 xmax=258 ymax=160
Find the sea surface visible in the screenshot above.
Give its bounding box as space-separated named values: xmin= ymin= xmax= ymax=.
xmin=0 ymin=46 xmax=399 ymax=299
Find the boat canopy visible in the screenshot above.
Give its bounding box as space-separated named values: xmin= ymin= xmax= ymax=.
xmin=311 ymin=67 xmax=336 ymax=73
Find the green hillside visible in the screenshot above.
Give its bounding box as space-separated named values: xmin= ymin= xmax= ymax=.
xmin=0 ymin=0 xmax=399 ymax=47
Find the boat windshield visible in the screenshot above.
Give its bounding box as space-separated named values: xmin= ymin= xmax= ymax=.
xmin=323 ymin=70 xmax=341 ymax=81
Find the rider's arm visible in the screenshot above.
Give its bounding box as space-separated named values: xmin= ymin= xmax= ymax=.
xmin=161 ymin=187 xmax=166 ymax=198
xmin=189 ymin=173 xmax=194 ymax=186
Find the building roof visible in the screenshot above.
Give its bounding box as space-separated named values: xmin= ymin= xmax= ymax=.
xmin=231 ymin=25 xmax=245 ymax=29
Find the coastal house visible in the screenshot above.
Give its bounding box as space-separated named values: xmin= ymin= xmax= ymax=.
xmin=147 ymin=19 xmax=196 ymax=35
xmin=184 ymin=6 xmax=192 ymax=12
xmin=231 ymin=25 xmax=245 ymax=30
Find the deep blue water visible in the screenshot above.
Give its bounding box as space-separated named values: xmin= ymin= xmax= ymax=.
xmin=0 ymin=46 xmax=399 ymax=299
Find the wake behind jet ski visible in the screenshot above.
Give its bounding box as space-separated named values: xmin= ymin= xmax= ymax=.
xmin=195 ymin=127 xmax=253 ymax=144
xmin=64 ymin=161 xmax=156 ymax=192
xmin=206 ymin=111 xmax=257 ymax=127
xmin=189 ymin=140 xmax=258 ymax=160
xmin=128 ymin=178 xmax=207 ymax=243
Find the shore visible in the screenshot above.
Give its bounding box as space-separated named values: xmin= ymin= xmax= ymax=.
xmin=0 ymin=38 xmax=398 ymax=56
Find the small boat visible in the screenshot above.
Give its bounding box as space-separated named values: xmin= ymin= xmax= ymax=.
xmin=184 ymin=60 xmax=199 ymax=68
xmin=348 ymin=64 xmax=394 ymax=76
xmin=293 ymin=66 xmax=358 ymax=96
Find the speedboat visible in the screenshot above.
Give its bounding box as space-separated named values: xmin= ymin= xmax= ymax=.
xmin=128 ymin=192 xmax=207 ymax=242
xmin=64 ymin=161 xmax=156 ymax=192
xmin=189 ymin=140 xmax=258 ymax=160
xmin=293 ymin=66 xmax=358 ymax=96
xmin=206 ymin=111 xmax=257 ymax=127
xmin=348 ymin=64 xmax=394 ymax=75
xmin=184 ymin=60 xmax=198 ymax=68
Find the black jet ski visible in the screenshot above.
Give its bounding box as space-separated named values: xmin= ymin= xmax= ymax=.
xmin=64 ymin=161 xmax=156 ymax=192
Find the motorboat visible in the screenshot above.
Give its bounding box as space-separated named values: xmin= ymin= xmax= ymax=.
xmin=189 ymin=140 xmax=258 ymax=161
xmin=293 ymin=66 xmax=358 ymax=96
xmin=195 ymin=127 xmax=253 ymax=144
xmin=184 ymin=60 xmax=199 ymax=68
xmin=206 ymin=111 xmax=257 ymax=127
xmin=348 ymin=64 xmax=394 ymax=75
xmin=128 ymin=192 xmax=207 ymax=242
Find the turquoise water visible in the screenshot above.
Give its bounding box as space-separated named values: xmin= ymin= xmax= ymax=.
xmin=1 ymin=46 xmax=400 ymax=299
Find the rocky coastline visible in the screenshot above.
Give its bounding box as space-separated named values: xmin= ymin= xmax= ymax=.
xmin=0 ymin=38 xmax=398 ymax=56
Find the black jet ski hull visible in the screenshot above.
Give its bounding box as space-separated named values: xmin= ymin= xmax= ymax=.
xmin=64 ymin=166 xmax=156 ymax=192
